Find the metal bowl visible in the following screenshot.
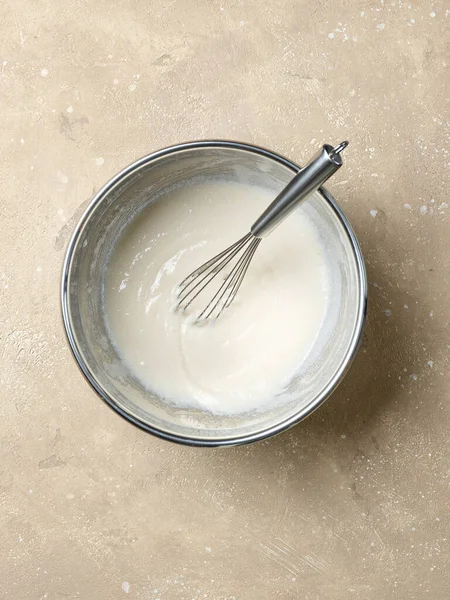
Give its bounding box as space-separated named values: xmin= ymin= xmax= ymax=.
xmin=61 ymin=141 xmax=367 ymax=447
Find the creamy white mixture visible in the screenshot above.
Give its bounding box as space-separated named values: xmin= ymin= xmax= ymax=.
xmin=104 ymin=180 xmax=330 ymax=415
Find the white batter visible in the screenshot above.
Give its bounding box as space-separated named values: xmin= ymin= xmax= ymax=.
xmin=104 ymin=180 xmax=330 ymax=415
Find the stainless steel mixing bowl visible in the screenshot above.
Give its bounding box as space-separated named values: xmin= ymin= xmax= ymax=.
xmin=61 ymin=141 xmax=367 ymax=447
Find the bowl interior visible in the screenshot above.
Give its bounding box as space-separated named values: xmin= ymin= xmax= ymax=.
xmin=63 ymin=144 xmax=365 ymax=444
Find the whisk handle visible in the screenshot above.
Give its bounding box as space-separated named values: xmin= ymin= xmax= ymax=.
xmin=250 ymin=142 xmax=348 ymax=238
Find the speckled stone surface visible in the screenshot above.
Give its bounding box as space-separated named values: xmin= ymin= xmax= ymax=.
xmin=1 ymin=1 xmax=449 ymax=598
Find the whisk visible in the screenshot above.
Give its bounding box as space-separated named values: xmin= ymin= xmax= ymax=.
xmin=176 ymin=141 xmax=348 ymax=322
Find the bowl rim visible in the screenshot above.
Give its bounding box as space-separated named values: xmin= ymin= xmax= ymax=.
xmin=61 ymin=139 xmax=367 ymax=447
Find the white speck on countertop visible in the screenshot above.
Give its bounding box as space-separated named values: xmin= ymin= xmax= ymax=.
xmin=328 ymin=32 xmax=335 ymax=39
xmin=128 ymin=83 xmax=136 ymax=92
xmin=420 ymin=205 xmax=428 ymax=215
xmin=384 ymin=309 xmax=392 ymax=317
xmin=122 ymin=582 xmax=130 ymax=594
xmin=40 ymin=67 xmax=48 ymax=77
xmin=427 ymin=360 xmax=434 ymax=368
xmin=56 ymin=171 xmax=68 ymax=184
xmin=341 ymin=434 xmax=346 ymax=439
xmin=205 ymin=546 xmax=212 ymax=553
xmin=370 ymin=209 xmax=378 ymax=217
xmin=376 ymin=23 xmax=385 ymax=30
xmin=404 ymin=203 xmax=412 ymax=209
xmin=430 ymin=11 xmax=436 ymax=17
xmin=410 ymin=374 xmax=418 ymax=381
xmin=113 ymin=78 xmax=119 ymax=85
xmin=20 ymin=138 xmax=25 ymax=146
xmin=66 ymin=106 xmax=73 ymax=113
xmin=95 ymin=157 xmax=105 ymax=166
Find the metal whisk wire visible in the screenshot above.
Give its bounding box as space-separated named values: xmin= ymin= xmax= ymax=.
xmin=176 ymin=141 xmax=348 ymax=323
xmin=176 ymin=233 xmax=261 ymax=321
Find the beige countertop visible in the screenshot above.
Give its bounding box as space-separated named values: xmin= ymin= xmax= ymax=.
xmin=1 ymin=1 xmax=449 ymax=598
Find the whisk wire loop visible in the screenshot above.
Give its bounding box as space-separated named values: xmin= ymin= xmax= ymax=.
xmin=176 ymin=233 xmax=254 ymax=317
xmin=197 ymin=236 xmax=261 ymax=321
